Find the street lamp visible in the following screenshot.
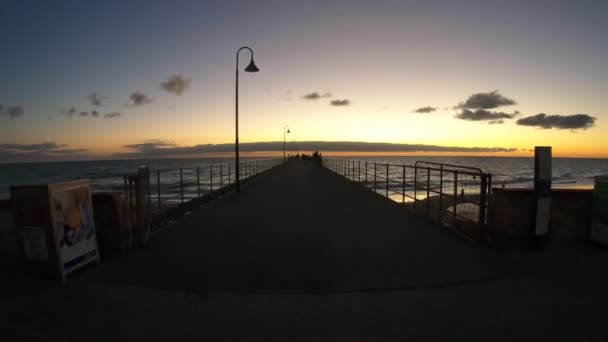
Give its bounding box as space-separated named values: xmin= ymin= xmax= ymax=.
xmin=283 ymin=125 xmax=290 ymax=163
xmin=235 ymin=46 xmax=259 ymax=192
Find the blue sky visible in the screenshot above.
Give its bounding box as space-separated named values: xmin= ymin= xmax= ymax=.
xmin=1 ymin=0 xmax=607 ymax=161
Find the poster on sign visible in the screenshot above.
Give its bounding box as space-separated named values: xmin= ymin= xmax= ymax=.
xmin=49 ymin=180 xmax=100 ymax=276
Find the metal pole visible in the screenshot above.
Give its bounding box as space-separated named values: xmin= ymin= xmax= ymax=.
xmin=426 ymin=167 xmax=430 ymax=217
xmin=374 ymin=162 xmax=377 ymax=193
xmin=157 ymin=170 xmax=161 ymax=211
xmin=147 ymin=169 xmax=151 ymax=214
xmin=234 ymin=46 xmax=256 ymax=192
xmin=235 ymin=63 xmax=240 ymax=191
xmin=180 ymin=167 xmax=184 ymax=204
xmin=479 ymin=174 xmax=488 ymax=244
xmin=210 ymin=164 xmax=213 ymax=192
xmin=402 ymin=165 xmax=406 ymax=204
xmin=365 ymin=161 xmax=368 ymax=187
xmin=439 ymin=165 xmax=444 ymax=221
xmin=209 ymin=164 xmax=213 ymax=192
xmin=123 ymin=175 xmax=128 ymax=198
xmin=414 ymin=165 xmax=418 ymax=209
xmin=386 ymin=164 xmax=389 ymax=197
xmin=196 ymin=167 xmax=200 ymax=197
xmin=453 ymin=172 xmax=458 ymax=226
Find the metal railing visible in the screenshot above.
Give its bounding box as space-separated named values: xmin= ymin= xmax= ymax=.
xmin=86 ymin=158 xmax=282 ymax=221
xmin=150 ymin=158 xmax=282 ymax=214
xmin=324 ymin=159 xmax=492 ymax=243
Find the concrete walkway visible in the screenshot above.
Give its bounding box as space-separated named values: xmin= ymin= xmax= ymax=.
xmin=3 ymin=160 xmax=608 ymax=341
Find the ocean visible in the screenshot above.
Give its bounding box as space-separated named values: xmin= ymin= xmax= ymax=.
xmin=1 ymin=156 xmax=607 ymax=200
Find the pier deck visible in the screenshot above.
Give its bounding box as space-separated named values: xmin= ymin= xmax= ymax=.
xmin=3 ymin=160 xmax=608 ymax=341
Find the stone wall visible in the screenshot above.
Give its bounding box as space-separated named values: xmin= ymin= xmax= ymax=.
xmin=487 ymin=188 xmax=593 ymax=248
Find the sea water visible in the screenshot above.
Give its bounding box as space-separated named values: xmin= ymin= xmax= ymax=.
xmin=1 ymin=156 xmax=607 ymax=200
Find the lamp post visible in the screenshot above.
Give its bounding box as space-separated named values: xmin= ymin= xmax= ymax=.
xmin=235 ymin=46 xmax=259 ymax=192
xmin=283 ymin=125 xmax=290 ymax=163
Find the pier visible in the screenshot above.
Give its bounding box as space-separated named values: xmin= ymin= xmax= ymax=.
xmin=3 ymin=160 xmax=608 ymax=341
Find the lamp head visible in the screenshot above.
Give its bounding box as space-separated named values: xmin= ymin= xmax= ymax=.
xmin=287 ymin=129 xmax=290 ymax=133
xmin=244 ymin=59 xmax=259 ymax=73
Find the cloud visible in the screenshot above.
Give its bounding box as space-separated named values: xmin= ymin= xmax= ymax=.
xmin=0 ymin=142 xmax=89 ymax=162
xmin=61 ymin=107 xmax=77 ymax=118
xmin=488 ymin=120 xmax=504 ymax=125
xmin=79 ymin=111 xmax=89 ymax=117
xmin=1 ymin=105 xmax=25 ymax=119
xmin=455 ymin=109 xmax=519 ymax=122
xmin=5 ymin=106 xmax=25 ymax=119
xmin=123 ymin=139 xmax=176 ymax=153
xmin=129 ymin=91 xmax=153 ymax=106
xmin=91 ymin=110 xmax=99 ymax=118
xmin=104 ymin=112 xmax=121 ymax=119
xmin=116 ymin=140 xmax=518 ymax=158
xmin=161 ymin=75 xmax=191 ymax=95
xmin=413 ymin=106 xmax=437 ymax=114
xmin=330 ymin=99 xmax=351 ymax=106
xmin=86 ymin=92 xmax=106 ymax=107
xmin=302 ymin=91 xmax=332 ymax=100
xmin=516 ymin=113 xmax=597 ymax=130
xmin=0 ymin=142 xmax=66 ymax=152
xmin=456 ymin=90 xmax=516 ymax=110
xmin=46 ymin=148 xmax=89 ymax=154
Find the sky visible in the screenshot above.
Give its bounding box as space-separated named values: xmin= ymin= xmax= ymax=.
xmin=1 ymin=0 xmax=607 ymax=162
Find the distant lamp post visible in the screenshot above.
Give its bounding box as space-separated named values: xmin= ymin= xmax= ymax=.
xmin=283 ymin=126 xmax=290 ymax=163
xmin=235 ymin=46 xmax=259 ymax=192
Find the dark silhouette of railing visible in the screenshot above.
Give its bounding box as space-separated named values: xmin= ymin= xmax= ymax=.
xmin=323 ymin=158 xmax=492 ymax=243
xmin=85 ymin=159 xmax=282 ymax=233
xmin=150 ymin=158 xmax=282 ymax=213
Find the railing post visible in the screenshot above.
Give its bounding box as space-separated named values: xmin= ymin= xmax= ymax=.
xmin=228 ymin=163 xmax=231 ymax=185
xmin=157 ymin=170 xmax=161 ymax=212
xmin=123 ymin=175 xmax=128 ymax=199
xmin=210 ymin=164 xmax=213 ymax=192
xmin=439 ymin=165 xmax=444 ymax=222
xmin=196 ymin=167 xmax=200 ymax=197
xmin=479 ymin=174 xmax=488 ymax=244
xmin=414 ymin=165 xmax=418 ymax=209
xmin=148 ymin=170 xmax=152 ymax=213
xmin=426 ymin=167 xmax=431 ymax=217
xmin=348 ymin=160 xmax=350 ymax=179
xmin=402 ymin=165 xmax=406 ymax=204
xmin=374 ymin=162 xmax=377 ymax=193
xmin=358 ymin=160 xmax=361 ymax=182
xmin=386 ymin=164 xmax=389 ymax=197
xmin=365 ymin=162 xmax=368 ymax=187
xmin=220 ymin=164 xmax=223 ymax=188
xmin=453 ymin=172 xmax=458 ymax=226
xmin=180 ymin=167 xmax=184 ymax=204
